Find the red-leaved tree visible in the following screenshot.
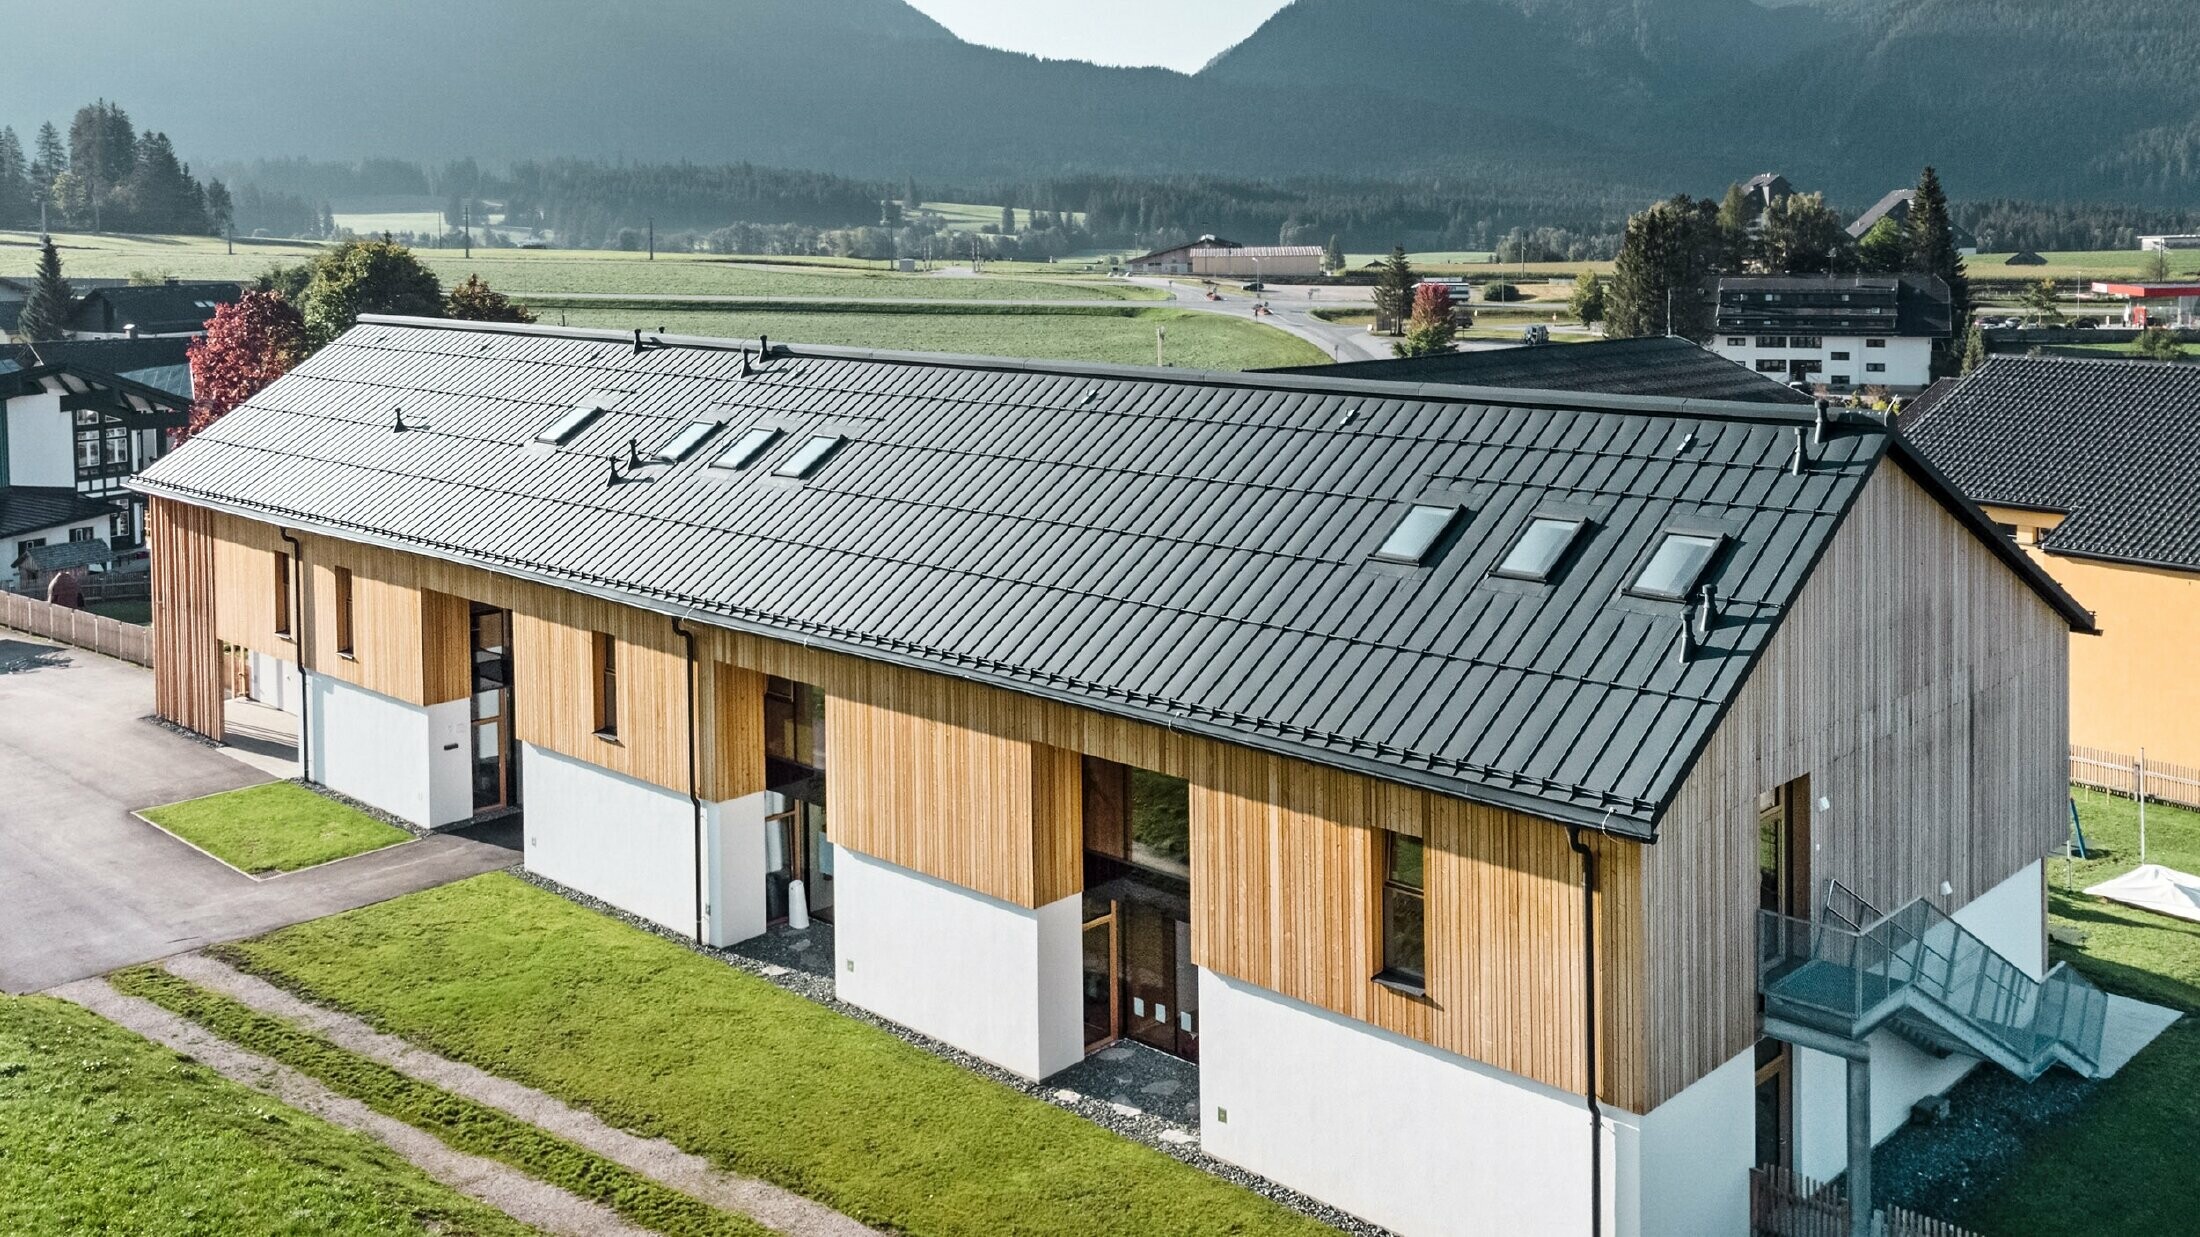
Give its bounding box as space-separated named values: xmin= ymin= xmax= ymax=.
xmin=184 ymin=290 xmax=308 ymax=439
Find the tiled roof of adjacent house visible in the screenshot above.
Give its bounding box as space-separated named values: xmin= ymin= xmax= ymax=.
xmin=17 ymin=539 xmax=114 ymax=571
xmin=1907 ymin=355 xmax=2200 ymax=571
xmin=1262 ymin=338 xmax=1813 ymax=405
xmin=0 ymin=487 xmax=122 ymax=539
xmin=133 ymin=318 xmax=2084 ymax=836
xmin=66 ymin=282 xmax=241 ymax=335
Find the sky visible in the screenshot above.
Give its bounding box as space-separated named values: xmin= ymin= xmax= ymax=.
xmin=902 ymin=0 xmax=1294 ymax=73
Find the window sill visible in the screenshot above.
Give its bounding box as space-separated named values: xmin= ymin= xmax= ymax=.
xmin=594 ymin=730 xmax=623 ymax=745
xmin=1372 ymin=970 xmax=1428 ymax=999
xmin=275 ymin=633 xmax=296 ymax=643
xmin=337 ymin=651 xmax=357 ymax=662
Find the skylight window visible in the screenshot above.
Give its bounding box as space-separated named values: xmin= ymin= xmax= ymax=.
xmin=655 ymin=420 xmax=721 ymax=462
xmin=710 ymin=427 xmax=781 ymax=471
xmin=1630 ymin=532 xmax=1723 ymax=601
xmin=773 ymin=435 xmax=846 ymax=480
xmin=1373 ymin=504 xmax=1461 ymax=565
xmin=536 ymin=391 xmax=617 ymax=445
xmin=1494 ymin=517 xmax=1587 ymax=582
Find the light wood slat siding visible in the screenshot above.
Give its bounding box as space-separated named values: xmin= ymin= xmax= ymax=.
xmin=149 ymin=497 xmax=223 ymax=741
xmin=1641 ymin=461 xmax=2071 ymax=1108
xmin=1189 ymin=743 xmax=1650 ymax=1111
xmin=827 ymin=664 xmax=1082 ymax=908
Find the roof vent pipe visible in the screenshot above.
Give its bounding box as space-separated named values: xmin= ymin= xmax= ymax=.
xmin=1788 ymin=425 xmax=1809 ymax=476
xmin=1675 ymin=617 xmax=1696 ymax=665
xmin=1813 ymin=398 xmax=1829 ymax=445
xmin=605 ymin=457 xmax=624 ymax=487
xmin=1695 ymin=584 xmax=1718 ymax=641
xmin=392 ymin=405 xmax=408 ymax=433
xmin=627 ymin=437 xmax=645 ymax=470
xmin=757 ymin=335 xmax=770 ymax=360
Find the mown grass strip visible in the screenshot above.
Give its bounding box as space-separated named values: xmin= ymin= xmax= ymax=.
xmin=110 ymin=965 xmax=768 ymax=1237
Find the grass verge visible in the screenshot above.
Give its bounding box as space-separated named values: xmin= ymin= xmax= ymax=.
xmin=1944 ymin=788 xmax=2198 ymax=1234
xmin=141 ymin=781 xmax=411 ymax=876
xmin=110 ymin=965 xmax=768 ymax=1237
xmin=0 ymin=993 xmax=528 ymax=1235
xmin=215 ymin=873 xmax=1336 ymax=1237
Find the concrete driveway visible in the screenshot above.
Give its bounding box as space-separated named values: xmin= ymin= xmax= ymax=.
xmin=0 ymin=636 xmax=518 ymax=994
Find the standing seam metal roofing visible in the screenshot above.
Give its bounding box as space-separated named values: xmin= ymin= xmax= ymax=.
xmin=132 ymin=318 xmax=2088 ymax=839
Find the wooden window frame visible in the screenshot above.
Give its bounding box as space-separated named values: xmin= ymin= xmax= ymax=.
xmin=333 ymin=566 xmax=356 ymax=658
xmin=1376 ymin=832 xmax=1428 ymax=995
xmin=273 ymin=550 xmax=294 ymax=640
xmin=592 ymin=631 xmax=619 ymax=740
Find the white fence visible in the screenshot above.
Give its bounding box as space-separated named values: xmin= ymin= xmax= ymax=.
xmin=2071 ymin=745 xmax=2200 ymax=812
xmin=1752 ymin=1167 xmax=1983 ymax=1237
xmin=0 ymin=592 xmax=151 ymax=666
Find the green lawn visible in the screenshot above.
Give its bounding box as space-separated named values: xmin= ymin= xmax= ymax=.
xmin=0 ymin=995 xmax=528 ymax=1236
xmin=111 ymin=967 xmax=767 ymax=1237
xmin=215 ymin=873 xmax=1334 ymax=1237
xmin=142 ymin=782 xmax=411 ymax=876
xmin=0 ymin=230 xmax=1156 ymax=302
xmin=84 ymin=598 xmax=152 ymax=626
xmin=1949 ymin=789 xmax=2199 ymax=1234
xmin=550 ymin=305 xmax=1328 ymax=370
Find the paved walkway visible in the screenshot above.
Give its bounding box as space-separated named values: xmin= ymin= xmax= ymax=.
xmin=0 ymin=639 xmax=518 ymax=993
xmin=158 ymin=952 xmax=881 ymax=1236
xmin=53 ymin=976 xmax=646 ymax=1237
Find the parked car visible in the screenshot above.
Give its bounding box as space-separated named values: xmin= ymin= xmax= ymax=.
xmin=1520 ymin=324 xmax=1550 ymax=345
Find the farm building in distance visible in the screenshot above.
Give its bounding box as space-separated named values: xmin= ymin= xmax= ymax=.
xmin=1124 ymin=235 xmax=1240 ymax=275
xmin=1187 ymin=245 xmax=1323 ymax=279
xmin=133 ymin=316 xmax=2128 ymax=1237
xmin=1911 ymin=356 xmax=2200 ymax=775
xmin=1709 ymin=274 xmax=1952 ymax=394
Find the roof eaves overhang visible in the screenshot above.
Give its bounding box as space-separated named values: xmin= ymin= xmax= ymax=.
xmin=131 ymin=474 xmax=1667 ymax=844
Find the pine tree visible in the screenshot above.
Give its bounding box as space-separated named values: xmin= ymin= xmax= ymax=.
xmin=1322 ymin=234 xmax=1345 ymax=274
xmin=18 ymin=236 xmax=74 ymax=341
xmin=1373 ymin=246 xmax=1417 ymax=335
xmin=904 ymin=176 xmax=922 ymax=210
xmin=29 ymin=123 xmax=65 ymax=205
xmin=1716 ymin=182 xmax=1757 ymax=271
xmin=1905 ymin=167 xmax=1970 ymax=363
xmin=1606 ymin=196 xmax=1723 ymax=340
xmin=1000 ymin=203 xmax=1016 ymax=233
xmin=0 ymin=127 xmax=28 ymax=228
xmin=1960 ymin=325 xmax=1988 ymax=375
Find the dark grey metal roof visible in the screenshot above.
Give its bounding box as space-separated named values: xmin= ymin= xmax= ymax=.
xmin=1908 ymin=355 xmax=2200 ymax=571
xmin=1717 ymin=274 xmax=1952 ymax=339
xmin=132 ymin=318 xmax=2085 ymax=838
xmin=67 ymin=282 xmax=240 ymax=336
xmin=0 ymin=488 xmax=122 ymax=539
xmin=1262 ymin=338 xmax=1813 ymax=405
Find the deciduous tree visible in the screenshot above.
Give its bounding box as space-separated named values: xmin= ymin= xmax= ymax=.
xmin=184 ymin=290 xmax=307 ymax=437
xmin=1569 ymin=269 xmax=1607 ymax=327
xmin=445 ymin=274 xmax=537 ymax=324
xmin=2134 ymin=325 xmax=2187 ymax=362
xmin=1855 ymin=217 xmax=1907 ymax=274
xmin=2140 ymin=248 xmax=2173 ymax=281
xmin=301 ymin=238 xmax=443 ymax=347
xmin=1960 ymin=324 xmax=1988 ymax=374
xmin=1606 ymin=195 xmax=1722 ymax=340
xmin=1756 ymin=192 xmax=1851 ymax=275
xmin=2021 ymin=278 xmax=2065 ymax=326
xmin=16 ymin=236 xmax=72 ymax=341
xmin=1394 ymin=283 xmax=1460 ymax=357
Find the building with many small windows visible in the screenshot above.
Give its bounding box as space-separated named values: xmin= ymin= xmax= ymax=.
xmin=1707 ymin=275 xmax=1951 ymax=395
xmin=136 ymin=316 xmax=2112 ymax=1236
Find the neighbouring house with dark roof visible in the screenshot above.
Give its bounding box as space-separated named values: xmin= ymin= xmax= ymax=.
xmin=1708 ymin=274 xmax=1953 ymax=394
xmin=1124 ymin=234 xmax=1239 ymax=276
xmin=134 ymin=317 xmax=2125 ymax=1237
xmin=63 ymin=280 xmax=240 ymax=339
xmin=2 ymin=344 xmax=192 ymax=551
xmin=1261 ymin=337 xmax=1814 ymax=404
xmin=0 ymin=485 xmax=122 ymax=588
xmin=1909 ymin=355 xmax=2200 ymax=774
xmin=1846 ymin=189 xmax=1979 ymax=253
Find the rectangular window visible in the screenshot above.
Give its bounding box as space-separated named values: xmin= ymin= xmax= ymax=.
xmin=334 ymin=567 xmax=355 ymax=657
xmin=1380 ymin=834 xmax=1427 ymax=989
xmin=14 ymin=538 xmax=44 ymax=561
xmin=592 ymin=631 xmax=618 ymax=738
xmin=1789 ymin=336 xmax=1822 ymax=350
xmin=1755 ymin=360 xmax=1787 ymax=373
xmin=75 ymin=435 xmax=100 ymax=469
xmin=1829 ymin=351 xmax=1850 ymax=361
xmin=273 ymin=551 xmax=294 ymax=638
xmin=1866 ymin=338 xmax=1887 ymax=349
xmin=1756 ymin=335 xmax=1787 ymax=348
xmin=1831 ymin=375 xmax=1851 ymax=387
xmin=1866 ymin=362 xmax=1887 ymax=373
xmin=1993 ymin=521 xmax=2020 ymax=541
xmin=1726 ymin=336 xmax=1748 ymax=347
xmin=68 ymin=526 xmax=95 ymax=543
xmin=103 ymin=428 xmax=129 ymax=466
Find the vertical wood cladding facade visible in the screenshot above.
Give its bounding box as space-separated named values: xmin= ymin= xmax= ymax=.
xmin=158 ymin=454 xmax=2068 ymax=1116
xmin=1640 ymin=462 xmax=2071 ymax=1107
xmin=148 ymin=497 xmax=223 ymax=741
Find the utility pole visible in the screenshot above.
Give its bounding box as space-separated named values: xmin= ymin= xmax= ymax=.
xmin=463 ymin=202 xmax=472 ymax=260
xmin=1156 ymin=325 xmax=1166 ymax=367
xmin=648 ymin=217 xmax=655 ymax=262
xmin=226 ymin=222 xmax=234 ymax=256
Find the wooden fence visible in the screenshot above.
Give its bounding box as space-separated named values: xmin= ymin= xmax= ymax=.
xmin=0 ymin=592 xmax=151 ymax=667
xmin=2071 ymin=744 xmax=2200 ymax=811
xmin=1752 ymin=1167 xmax=1982 ymax=1237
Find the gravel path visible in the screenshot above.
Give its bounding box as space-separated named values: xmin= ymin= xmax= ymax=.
xmin=50 ymin=976 xmax=646 ymax=1237
xmin=164 ymin=952 xmax=881 ymax=1237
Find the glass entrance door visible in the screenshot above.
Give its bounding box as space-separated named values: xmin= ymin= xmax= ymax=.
xmin=1082 ymin=901 xmax=1119 ymax=1052
xmin=469 ymin=605 xmax=517 ymax=813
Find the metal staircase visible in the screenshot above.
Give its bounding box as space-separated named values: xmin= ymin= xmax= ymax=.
xmin=1758 ymin=882 xmax=2109 ymax=1081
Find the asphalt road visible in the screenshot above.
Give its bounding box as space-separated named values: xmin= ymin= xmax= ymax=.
xmin=0 ymin=636 xmax=517 ymax=994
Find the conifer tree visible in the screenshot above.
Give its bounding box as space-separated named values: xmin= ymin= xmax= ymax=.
xmin=1606 ymin=196 xmax=1722 ymax=340
xmin=0 ymin=128 xmax=28 ymax=228
xmin=1905 ymin=167 xmax=1970 ymax=365
xmin=1322 ymin=234 xmax=1345 ymax=274
xmin=1373 ymin=246 xmax=1417 ymax=335
xmin=18 ymin=236 xmax=73 ymax=341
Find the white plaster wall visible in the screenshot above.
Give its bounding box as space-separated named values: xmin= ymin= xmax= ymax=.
xmin=833 ymin=847 xmax=1083 ymax=1080
xmin=308 ymin=675 xmax=439 ymax=828
xmin=703 ymin=791 xmax=771 ymax=947
xmin=522 ymin=742 xmax=699 ymax=935
xmin=1636 ymin=1047 xmax=1754 ymax=1237
xmin=5 ymin=392 xmax=73 ymax=488
xmin=1796 ymin=859 xmax=2047 ymax=1180
xmin=1200 ymin=971 xmax=1631 ymax=1237
xmin=249 ymin=651 xmax=303 ymax=715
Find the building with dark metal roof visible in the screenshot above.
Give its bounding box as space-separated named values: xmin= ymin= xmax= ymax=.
xmin=1845 ymin=189 xmax=1978 ymax=252
xmin=1710 ymin=275 xmax=1952 ymax=395
xmin=64 ymin=281 xmax=240 ymax=338
xmin=1262 ymin=337 xmax=1814 ymax=405
xmin=132 ymin=317 xmax=2100 ymax=1237
xmin=1909 ymin=355 xmax=2200 ymax=772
